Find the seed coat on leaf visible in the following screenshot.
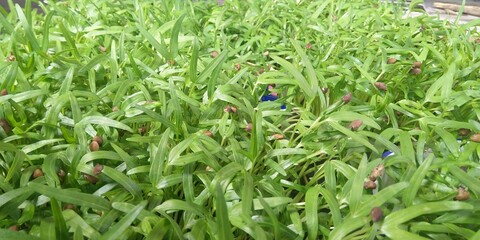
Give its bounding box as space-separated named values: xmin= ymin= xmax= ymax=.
xmin=342 ymin=92 xmax=352 ymax=103
xmin=349 ymin=119 xmax=363 ymax=131
xmin=387 ymin=58 xmax=397 ymax=64
xmin=371 ymin=207 xmax=384 ymax=222
xmin=374 ymin=82 xmax=387 ymax=91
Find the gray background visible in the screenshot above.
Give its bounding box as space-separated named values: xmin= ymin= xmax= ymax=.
xmin=0 ymin=0 xmax=41 ymax=11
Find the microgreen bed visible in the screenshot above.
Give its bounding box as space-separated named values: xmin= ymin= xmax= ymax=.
xmin=1 ymin=0 xmax=480 ymax=239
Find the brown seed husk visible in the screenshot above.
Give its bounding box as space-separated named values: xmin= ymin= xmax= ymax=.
xmin=470 ymin=133 xmax=480 ymax=143
xmin=258 ymin=67 xmax=265 ymax=74
xmin=63 ymin=204 xmax=76 ymax=211
xmin=342 ymin=92 xmax=352 ymax=103
xmin=8 ymin=225 xmax=19 ymax=231
xmin=0 ymin=119 xmax=11 ymax=133
xmin=455 ymin=187 xmax=470 ymax=201
xmin=93 ymin=164 xmax=104 ymax=175
xmin=204 ymin=130 xmax=213 ymax=137
xmin=410 ymin=67 xmax=422 ymax=75
xmin=57 ymin=169 xmax=66 ymax=182
xmin=412 ymin=61 xmax=422 ymax=68
xmin=89 ymin=141 xmax=100 ymax=152
xmin=138 ymin=126 xmax=147 ymax=135
xmin=93 ymin=135 xmax=103 ymax=146
xmin=1 ymin=89 xmax=7 ymax=95
xmin=387 ymin=58 xmax=397 ymax=64
xmin=32 ymin=168 xmax=44 ymax=179
xmin=6 ymin=55 xmax=16 ymax=62
xmin=374 ymin=82 xmax=387 ymax=91
xmin=364 ymin=180 xmax=377 ymax=189
xmin=369 ymin=164 xmax=385 ymax=181
xmin=210 ymin=51 xmax=219 ymax=58
xmin=370 ymin=207 xmax=384 ymax=222
xmin=272 ymin=133 xmax=284 ymax=140
xmin=458 ymin=128 xmax=471 ymax=136
xmin=84 ymin=174 xmax=99 ymax=184
xmin=245 ymin=123 xmax=253 ymax=132
xmin=224 ymin=105 xmax=232 ymax=113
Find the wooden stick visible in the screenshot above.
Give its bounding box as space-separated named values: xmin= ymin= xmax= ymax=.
xmin=434 ymin=2 xmax=480 ymax=17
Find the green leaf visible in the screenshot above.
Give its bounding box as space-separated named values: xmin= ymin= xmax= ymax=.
xmin=15 ymin=4 xmax=40 ymax=51
xmin=4 ymin=152 xmax=26 ymax=183
xmin=270 ymin=55 xmax=315 ymax=99
xmin=28 ymin=182 xmax=111 ymax=211
xmin=425 ymin=63 xmax=456 ymax=102
xmin=329 ymin=216 xmax=370 ymax=240
xmin=168 ymin=134 xmax=198 ymax=164
xmin=155 ymin=199 xmax=207 ymax=217
xmin=150 ymin=128 xmax=171 ymax=186
xmin=0 ymin=187 xmax=34 ymax=208
xmin=76 ymin=116 xmax=133 ymax=132
xmin=136 ymin=23 xmax=170 ymax=59
xmin=449 ymin=166 xmax=480 ymax=195
xmin=170 ymin=14 xmax=186 ymax=60
xmin=349 ymin=154 xmax=368 ymax=213
xmin=189 ymin=37 xmax=199 ymax=84
xmin=50 ymin=198 xmax=68 ymax=240
xmin=134 ymin=105 xmax=176 ymax=131
xmin=354 ymin=182 xmax=409 ymax=217
xmin=78 ymin=151 xmax=122 ymax=165
xmin=434 ymin=127 xmax=460 ymax=157
xmin=63 ymin=210 xmax=101 ymax=239
xmin=155 ymin=209 xmax=184 ymax=239
xmin=291 ymin=39 xmax=325 ymax=109
xmin=0 ymin=89 xmax=48 ymax=104
xmin=101 ymin=166 xmax=143 ymax=200
xmin=100 ymin=201 xmax=147 ymax=240
xmin=0 ymin=229 xmax=42 ymax=240
xmin=403 ymin=155 xmax=433 ymax=206
xmin=156 ymin=174 xmax=183 ymax=189
xmin=58 ymin=22 xmax=80 ymax=58
xmin=399 ymin=131 xmax=415 ymax=163
xmin=40 ymin=218 xmax=56 ymax=240
xmin=382 ymin=201 xmax=473 ymax=238
xmin=328 ymin=111 xmax=381 ymax=130
xmin=305 ymin=185 xmax=342 ymax=240
xmin=21 ymin=139 xmax=64 ymax=154
xmin=257 ymin=194 xmax=281 ymax=239
xmin=215 ymin=183 xmax=234 ymax=240
xmin=327 ymin=121 xmax=377 ymax=153
xmin=78 ymin=54 xmax=109 ymax=73
xmin=210 ymin=162 xmax=244 ymax=193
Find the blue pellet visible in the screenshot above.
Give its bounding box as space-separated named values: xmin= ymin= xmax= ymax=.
xmin=261 ymin=94 xmax=278 ymax=101
xmin=382 ymin=150 xmax=394 ymax=158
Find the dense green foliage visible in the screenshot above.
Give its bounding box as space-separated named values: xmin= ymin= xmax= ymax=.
xmin=1 ymin=0 xmax=480 ymax=239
